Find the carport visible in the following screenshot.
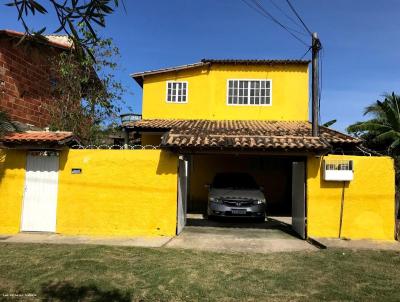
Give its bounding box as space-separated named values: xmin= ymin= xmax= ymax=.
xmin=123 ymin=119 xmax=360 ymax=240
xmin=177 ymin=152 xmax=307 ymax=239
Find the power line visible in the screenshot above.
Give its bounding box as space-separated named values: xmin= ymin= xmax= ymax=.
xmin=286 ymin=0 xmax=313 ymax=36
xmin=251 ymin=0 xmax=309 ymax=44
xmin=241 ymin=0 xmax=309 ymax=46
xmin=299 ymin=46 xmax=312 ymax=60
xmin=242 ymin=0 xmax=323 ymax=126
xmin=267 ymin=0 xmax=308 ymax=36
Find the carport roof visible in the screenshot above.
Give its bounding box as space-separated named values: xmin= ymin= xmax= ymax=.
xmin=124 ymin=119 xmax=360 ymax=152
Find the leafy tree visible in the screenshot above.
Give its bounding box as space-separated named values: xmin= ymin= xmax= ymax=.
xmin=347 ymin=92 xmax=400 ymax=221
xmin=5 ymin=0 xmax=123 ymax=57
xmin=4 ymin=1 xmax=126 ymax=141
xmin=45 ymin=26 xmax=126 ymax=144
xmin=347 ymin=93 xmax=400 ymax=155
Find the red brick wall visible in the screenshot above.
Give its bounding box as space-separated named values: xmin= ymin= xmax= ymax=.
xmin=0 ymin=39 xmax=63 ymax=128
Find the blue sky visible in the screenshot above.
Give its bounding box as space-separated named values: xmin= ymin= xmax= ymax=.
xmin=1 ymin=0 xmax=399 ymax=131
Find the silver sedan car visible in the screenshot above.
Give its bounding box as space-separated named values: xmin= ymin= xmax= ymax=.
xmin=206 ymin=172 xmax=266 ymax=221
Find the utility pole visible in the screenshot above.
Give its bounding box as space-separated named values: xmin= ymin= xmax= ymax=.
xmin=311 ymin=32 xmax=322 ymax=137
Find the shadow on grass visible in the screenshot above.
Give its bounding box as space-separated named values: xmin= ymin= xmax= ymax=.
xmin=41 ymin=281 xmax=131 ymax=302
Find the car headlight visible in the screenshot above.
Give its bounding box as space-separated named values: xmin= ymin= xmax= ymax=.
xmin=254 ymin=199 xmax=265 ymax=205
xmin=209 ymin=197 xmax=222 ymax=203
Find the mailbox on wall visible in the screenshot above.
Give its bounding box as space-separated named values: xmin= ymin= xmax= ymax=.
xmin=323 ymin=160 xmax=354 ymax=181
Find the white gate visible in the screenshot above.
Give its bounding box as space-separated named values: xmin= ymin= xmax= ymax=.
xmin=177 ymin=156 xmax=188 ymax=235
xmin=21 ymin=151 xmax=59 ymax=232
xmin=292 ymin=161 xmax=306 ymax=239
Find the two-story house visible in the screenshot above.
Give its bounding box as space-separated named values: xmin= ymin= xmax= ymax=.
xmin=123 ymin=59 xmax=369 ymax=237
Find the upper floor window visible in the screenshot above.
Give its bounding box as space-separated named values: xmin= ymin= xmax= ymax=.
xmin=166 ymin=81 xmax=188 ymax=103
xmin=227 ymin=79 xmax=271 ymax=106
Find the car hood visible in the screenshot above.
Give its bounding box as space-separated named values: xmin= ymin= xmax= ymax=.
xmin=209 ymin=188 xmax=265 ymax=200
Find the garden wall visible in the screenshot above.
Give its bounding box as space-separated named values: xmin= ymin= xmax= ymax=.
xmin=307 ymin=154 xmax=395 ymax=240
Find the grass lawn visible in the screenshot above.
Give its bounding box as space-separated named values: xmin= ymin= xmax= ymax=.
xmin=0 ymin=243 xmax=399 ymax=301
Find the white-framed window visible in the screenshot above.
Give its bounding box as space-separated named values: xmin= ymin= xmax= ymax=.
xmin=227 ymin=79 xmax=272 ymax=106
xmin=166 ymin=81 xmax=188 ymax=103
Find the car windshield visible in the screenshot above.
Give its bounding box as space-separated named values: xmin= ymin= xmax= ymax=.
xmin=212 ymin=173 xmax=258 ymax=189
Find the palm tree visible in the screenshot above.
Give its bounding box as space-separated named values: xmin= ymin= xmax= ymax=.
xmin=347 ymin=92 xmax=400 ymax=155
xmin=0 ymin=111 xmax=18 ymax=137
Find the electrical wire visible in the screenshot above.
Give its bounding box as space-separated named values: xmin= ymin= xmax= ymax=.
xmin=241 ymin=0 xmax=309 ymax=47
xmin=241 ymin=0 xmax=323 ymax=124
xmin=251 ymin=0 xmax=309 ymax=45
xmin=286 ymin=0 xmax=313 ymax=36
xmin=338 ymin=181 xmax=346 ymax=239
xmin=299 ymin=46 xmax=312 ymax=60
xmin=267 ymin=0 xmax=308 ymax=36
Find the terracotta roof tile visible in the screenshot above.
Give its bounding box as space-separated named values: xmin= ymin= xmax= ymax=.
xmin=1 ymin=131 xmax=77 ymax=145
xmin=44 ymin=34 xmax=73 ymax=48
xmin=125 ymin=119 xmax=360 ymax=151
xmin=0 ymin=29 xmax=72 ymax=49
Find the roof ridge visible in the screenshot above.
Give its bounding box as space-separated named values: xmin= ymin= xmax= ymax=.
xmin=130 ymin=59 xmax=310 ymax=86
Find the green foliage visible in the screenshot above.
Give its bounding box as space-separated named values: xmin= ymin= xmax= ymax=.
xmin=6 ymin=0 xmax=122 ymax=58
xmin=347 ymin=92 xmax=400 ymax=155
xmin=45 ymin=26 xmax=126 ymax=144
xmin=322 ymin=119 xmax=337 ymax=128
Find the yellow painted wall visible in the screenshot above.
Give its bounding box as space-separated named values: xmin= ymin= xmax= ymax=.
xmin=0 ymin=150 xmax=26 ymax=234
xmin=57 ymin=149 xmax=178 ymax=236
xmin=1 ymin=148 xmax=395 ymax=240
xmin=307 ymin=155 xmax=395 ymax=240
xmin=142 ymin=63 xmax=309 ymax=121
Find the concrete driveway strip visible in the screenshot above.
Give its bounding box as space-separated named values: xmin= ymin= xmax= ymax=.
xmin=1 ymin=230 xmax=315 ymax=253
xmin=165 ymin=226 xmax=316 ymax=253
xmin=0 ymin=233 xmax=172 ymax=247
xmin=315 ymin=238 xmax=400 ymax=251
xmin=2 ymin=232 xmax=399 ymax=253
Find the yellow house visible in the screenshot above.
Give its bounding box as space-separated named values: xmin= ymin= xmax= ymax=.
xmin=0 ymin=59 xmax=396 ymax=240
xmin=124 ymin=59 xmax=396 ymax=240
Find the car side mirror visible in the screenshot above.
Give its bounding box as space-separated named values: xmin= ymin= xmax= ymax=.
xmin=204 ymin=184 xmax=210 ymax=189
xmin=259 ymin=186 xmax=264 ymax=191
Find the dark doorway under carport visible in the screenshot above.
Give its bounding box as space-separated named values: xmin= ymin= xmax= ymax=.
xmin=187 ymin=153 xmax=301 ymax=218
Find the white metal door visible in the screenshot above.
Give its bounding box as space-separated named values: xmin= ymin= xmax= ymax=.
xmin=177 ymin=156 xmax=188 ymax=235
xmin=292 ymin=161 xmax=306 ymax=239
xmin=21 ymin=151 xmax=59 ymax=232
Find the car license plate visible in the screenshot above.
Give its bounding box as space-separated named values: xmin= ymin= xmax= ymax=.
xmin=232 ymin=209 xmax=246 ymax=215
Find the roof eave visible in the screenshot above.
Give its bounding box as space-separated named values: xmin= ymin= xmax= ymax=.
xmin=201 ymin=59 xmax=311 ymax=65
xmin=0 ymin=29 xmax=72 ymax=50
xmin=130 ymin=62 xmax=210 ymax=87
xmin=161 ymin=144 xmax=330 ymax=155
